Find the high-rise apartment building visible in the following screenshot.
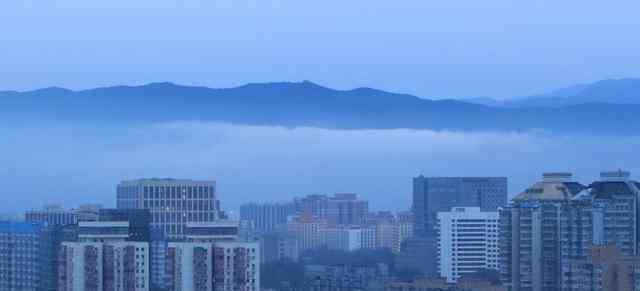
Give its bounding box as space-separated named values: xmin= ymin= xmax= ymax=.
xmin=58 ymin=221 xmax=150 ymax=291
xmin=437 ymin=207 xmax=499 ymax=283
xmin=499 ymin=173 xmax=584 ymax=291
xmin=58 ymin=241 xmax=150 ymax=291
xmin=166 ymin=221 xmax=260 ymax=291
xmin=560 ymin=170 xmax=640 ymax=290
xmin=116 ymin=178 xmax=220 ymax=239
xmin=413 ymin=176 xmax=507 ymax=237
xmin=240 ymin=202 xmax=295 ymax=232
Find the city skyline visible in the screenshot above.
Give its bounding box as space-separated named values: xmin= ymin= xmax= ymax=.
xmin=1 ymin=1 xmax=636 ymax=290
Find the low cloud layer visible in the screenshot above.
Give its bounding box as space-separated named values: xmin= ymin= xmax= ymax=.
xmin=1 ymin=122 xmax=638 ymax=215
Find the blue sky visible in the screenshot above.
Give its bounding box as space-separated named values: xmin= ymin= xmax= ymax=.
xmin=2 ymin=0 xmax=640 ymax=98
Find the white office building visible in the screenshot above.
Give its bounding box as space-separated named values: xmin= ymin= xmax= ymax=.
xmin=437 ymin=207 xmax=499 ymax=283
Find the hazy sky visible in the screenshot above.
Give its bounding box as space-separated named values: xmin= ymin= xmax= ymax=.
xmin=2 ymin=0 xmax=640 ymax=98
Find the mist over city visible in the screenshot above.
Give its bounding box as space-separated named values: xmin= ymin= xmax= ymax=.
xmin=2 ymin=121 xmax=639 ymax=214
xmin=3 ymin=1 xmax=640 ymax=291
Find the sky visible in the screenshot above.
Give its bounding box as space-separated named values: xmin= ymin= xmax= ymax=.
xmin=2 ymin=0 xmax=640 ymax=98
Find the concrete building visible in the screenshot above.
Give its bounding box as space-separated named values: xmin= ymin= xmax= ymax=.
xmin=260 ymin=231 xmax=299 ymax=263
xmin=74 ymin=204 xmax=102 ymax=222
xmin=437 ymin=207 xmax=499 ymax=283
xmin=360 ymin=212 xmax=414 ymax=253
xmin=185 ymin=220 xmax=241 ymax=242
xmin=240 ymin=202 xmax=295 ymax=232
xmin=320 ymin=226 xmax=362 ymax=251
xmin=361 ymin=224 xmax=378 ymax=249
xmin=559 ymin=170 xmax=640 ymax=290
xmin=58 ymin=221 xmax=150 ymax=291
xmin=499 ymin=173 xmax=585 ymax=291
xmin=304 ymin=264 xmax=389 ymax=291
xmin=0 ymin=221 xmax=57 ymax=291
xmin=58 ymin=241 xmax=149 ymax=291
xmin=326 ymin=193 xmax=369 ymax=225
xmin=413 ymin=176 xmax=507 ymax=238
xmin=395 ymin=236 xmax=439 ymax=277
xmin=117 ymin=178 xmax=220 ymax=239
xmin=166 ymin=221 xmax=260 ymax=291
xmin=294 ymin=194 xmax=368 ymax=225
xmin=563 ymin=245 xmax=640 ymax=291
xmin=98 ymin=208 xmax=152 ymax=242
xmin=385 ymin=278 xmax=506 ymax=291
xmin=26 ymin=204 xmax=78 ymax=226
xmin=285 ymin=217 xmax=326 ymax=252
xmin=150 ymin=228 xmax=168 ymax=291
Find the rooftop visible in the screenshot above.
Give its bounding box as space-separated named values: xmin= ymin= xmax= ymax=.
xmin=513 ymin=172 xmax=585 ymax=202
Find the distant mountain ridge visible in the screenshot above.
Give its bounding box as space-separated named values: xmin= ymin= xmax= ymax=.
xmin=2 ymin=80 xmax=640 ymax=133
xmin=464 ymin=78 xmax=640 ymax=107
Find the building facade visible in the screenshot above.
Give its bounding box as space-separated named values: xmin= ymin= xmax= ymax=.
xmin=58 ymin=221 xmax=151 ymax=291
xmin=563 ymin=245 xmax=640 ymax=291
xmin=260 ymin=231 xmax=299 ymax=263
xmin=285 ymin=217 xmax=327 ymax=252
xmin=294 ymin=194 xmax=368 ymax=225
xmin=499 ymin=173 xmax=584 ymax=291
xmin=413 ymin=176 xmax=507 ymax=238
xmin=304 ymin=264 xmax=389 ymax=291
xmin=437 ymin=207 xmax=499 ymax=283
xmin=58 ymin=241 xmax=149 ymax=291
xmin=320 ymin=227 xmax=362 ymax=251
xmin=116 ymin=178 xmax=220 ymax=239
xmin=0 ymin=221 xmax=57 ymax=291
xmin=240 ymin=202 xmax=295 ymax=232
xmin=150 ymin=228 xmax=168 ymax=291
xmin=560 ymin=170 xmax=640 ymax=290
xmin=166 ymin=221 xmax=260 ymax=291
xmin=26 ymin=205 xmax=78 ymax=226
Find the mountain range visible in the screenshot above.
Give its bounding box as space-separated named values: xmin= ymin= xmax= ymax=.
xmin=465 ymin=78 xmax=640 ymax=107
xmin=2 ymin=78 xmax=640 ymax=133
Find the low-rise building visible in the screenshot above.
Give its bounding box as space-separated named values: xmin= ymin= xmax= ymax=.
xmin=304 ymin=264 xmax=389 ymax=291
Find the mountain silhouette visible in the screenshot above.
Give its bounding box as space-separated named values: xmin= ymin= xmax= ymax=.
xmin=2 ymin=80 xmax=640 ymax=133
xmin=466 ymin=78 xmax=640 ymax=107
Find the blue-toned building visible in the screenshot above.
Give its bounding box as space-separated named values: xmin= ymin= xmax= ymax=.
xmin=0 ymin=221 xmax=57 ymax=291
